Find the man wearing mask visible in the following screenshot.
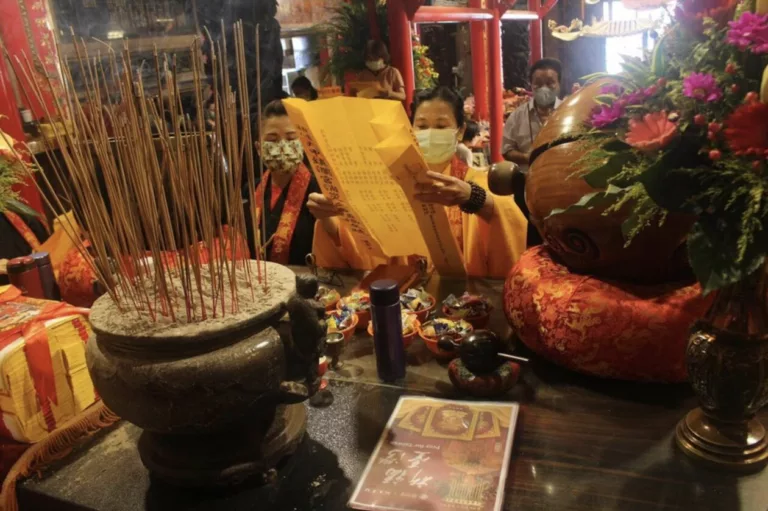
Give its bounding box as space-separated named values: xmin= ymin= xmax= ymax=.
xmin=501 ymin=59 xmax=562 ymax=246
xmin=356 ymin=40 xmax=407 ymax=101
xmin=245 ymin=100 xmax=321 ymax=265
xmin=502 ymin=58 xmax=563 ymax=173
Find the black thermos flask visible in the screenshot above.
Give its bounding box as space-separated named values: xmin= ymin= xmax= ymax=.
xmin=32 ymin=252 xmax=61 ymax=300
xmin=370 ymin=279 xmax=406 ymax=382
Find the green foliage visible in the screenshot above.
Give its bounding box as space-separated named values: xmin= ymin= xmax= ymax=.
xmin=324 ymin=0 xmax=389 ymax=83
xmin=0 ymin=157 xmax=29 ymax=215
xmin=413 ymin=38 xmax=439 ymax=90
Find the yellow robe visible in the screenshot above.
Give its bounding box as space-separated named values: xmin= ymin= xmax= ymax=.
xmin=312 ymin=167 xmax=527 ymax=278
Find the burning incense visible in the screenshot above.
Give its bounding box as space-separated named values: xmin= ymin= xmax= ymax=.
xmin=3 ymin=23 xmax=270 ymax=323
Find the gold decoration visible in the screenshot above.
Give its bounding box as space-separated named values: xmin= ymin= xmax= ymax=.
xmin=548 ymin=17 xmax=659 ymax=41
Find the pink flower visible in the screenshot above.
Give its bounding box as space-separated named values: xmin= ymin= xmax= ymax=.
xmin=600 ymin=84 xmax=624 ymax=95
xmin=622 ymin=89 xmax=647 ymax=105
xmin=727 ymin=12 xmax=768 ymax=54
xmin=589 ymin=103 xmax=625 ymax=128
xmin=683 ymin=73 xmax=723 ymax=102
xmin=625 ymin=111 xmax=679 ymax=152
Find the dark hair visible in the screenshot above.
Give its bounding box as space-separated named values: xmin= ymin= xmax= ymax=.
xmin=291 ymin=76 xmax=318 ymax=100
xmin=263 ymin=99 xmax=288 ymax=119
xmin=529 ymin=58 xmax=562 ymax=82
xmin=462 ymin=120 xmax=479 ymax=143
xmin=365 ymin=40 xmax=390 ymax=62
xmin=410 ymin=86 xmax=465 ymax=127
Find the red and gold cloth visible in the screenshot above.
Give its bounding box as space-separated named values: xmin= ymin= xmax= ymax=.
xmin=0 ymin=286 xmax=96 ymax=443
xmin=447 ymin=157 xmax=468 ymax=250
xmin=503 ymin=246 xmax=714 ymax=382
xmin=254 ymin=165 xmax=312 ymax=265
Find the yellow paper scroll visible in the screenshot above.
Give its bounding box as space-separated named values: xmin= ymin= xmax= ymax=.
xmin=283 ymin=97 xmax=465 ymax=276
xmin=368 ymin=101 xmax=466 ymax=276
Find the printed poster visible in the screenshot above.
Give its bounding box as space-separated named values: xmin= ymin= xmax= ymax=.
xmin=349 ymin=397 xmax=519 ymax=511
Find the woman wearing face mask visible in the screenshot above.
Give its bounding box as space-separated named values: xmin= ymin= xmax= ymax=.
xmin=356 ymin=40 xmax=406 ymax=101
xmin=244 ymin=100 xmax=321 ymax=265
xmin=308 ymin=87 xmax=527 ymax=278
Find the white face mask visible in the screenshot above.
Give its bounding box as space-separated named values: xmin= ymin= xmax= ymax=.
xmin=416 ymin=129 xmax=459 ymax=165
xmin=366 ymin=59 xmax=386 ymax=72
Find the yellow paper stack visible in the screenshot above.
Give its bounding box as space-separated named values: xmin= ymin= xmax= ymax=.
xmin=0 ymin=294 xmax=96 ymax=443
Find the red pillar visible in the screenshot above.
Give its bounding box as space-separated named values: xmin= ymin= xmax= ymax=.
xmin=0 ymin=0 xmax=63 ymax=120
xmin=529 ymin=0 xmax=543 ymax=64
xmin=0 ymin=2 xmax=49 ymax=216
xmin=469 ymin=0 xmax=489 ymax=121
xmin=488 ymin=0 xmax=504 ymax=163
xmin=367 ymin=0 xmax=381 ymax=41
xmin=387 ymin=0 xmax=415 ymax=110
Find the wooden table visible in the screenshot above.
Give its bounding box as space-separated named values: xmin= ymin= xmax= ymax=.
xmin=18 ymin=268 xmax=768 ymax=511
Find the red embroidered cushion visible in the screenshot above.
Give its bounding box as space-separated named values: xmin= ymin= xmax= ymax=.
xmin=503 ymin=246 xmax=713 ymax=382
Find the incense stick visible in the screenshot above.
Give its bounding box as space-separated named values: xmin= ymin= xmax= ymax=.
xmin=5 ymin=22 xmax=270 ymax=322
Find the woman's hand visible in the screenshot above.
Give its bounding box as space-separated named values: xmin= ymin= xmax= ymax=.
xmin=413 ymin=171 xmax=472 ymax=208
xmin=307 ymin=193 xmax=342 ymax=220
xmin=308 ymin=193 xmax=343 ymax=246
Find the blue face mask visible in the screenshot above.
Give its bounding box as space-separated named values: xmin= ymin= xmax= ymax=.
xmin=416 ymin=128 xmax=459 ymax=165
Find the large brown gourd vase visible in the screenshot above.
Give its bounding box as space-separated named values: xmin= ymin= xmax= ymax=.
xmin=86 ymin=262 xmax=326 ymax=487
xmin=526 ymin=80 xmax=692 ymax=283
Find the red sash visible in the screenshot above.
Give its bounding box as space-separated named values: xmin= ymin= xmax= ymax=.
xmin=447 ymin=157 xmax=469 ymax=249
xmin=254 ymin=165 xmax=311 ymax=265
xmin=4 ymin=211 xmax=42 ymax=252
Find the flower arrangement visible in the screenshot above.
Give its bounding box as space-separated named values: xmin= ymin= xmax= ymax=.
xmin=325 ymin=0 xmax=389 ymax=83
xmin=552 ymin=0 xmax=768 ymax=293
xmin=0 ymin=133 xmax=37 ymax=218
xmin=413 ymin=35 xmax=439 ymax=90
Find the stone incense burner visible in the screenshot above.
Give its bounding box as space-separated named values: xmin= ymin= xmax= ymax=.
xmin=86 ymin=262 xmax=326 ymax=487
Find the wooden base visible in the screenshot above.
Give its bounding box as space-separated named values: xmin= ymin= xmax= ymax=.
xmin=676 ymin=408 xmax=768 ymax=474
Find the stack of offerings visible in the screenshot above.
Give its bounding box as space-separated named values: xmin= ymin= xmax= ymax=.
xmin=0 ymin=285 xmax=96 ymax=443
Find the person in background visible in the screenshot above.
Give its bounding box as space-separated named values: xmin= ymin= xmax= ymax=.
xmin=356 ymin=40 xmax=406 ymax=101
xmin=502 ymin=58 xmax=563 ymax=173
xmin=456 ymin=119 xmax=478 ymax=167
xmin=308 ymin=86 xmax=527 ymax=278
xmin=302 ymin=53 xmax=323 ymax=91
xmin=292 ymin=76 xmax=319 ymax=101
xmin=244 ymin=100 xmax=321 ymax=266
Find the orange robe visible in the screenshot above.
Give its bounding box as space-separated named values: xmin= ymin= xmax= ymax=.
xmin=312 ymin=158 xmax=527 ymax=278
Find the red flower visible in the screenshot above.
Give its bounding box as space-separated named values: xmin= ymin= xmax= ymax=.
xmin=625 ymin=111 xmax=679 ymax=152
xmin=675 ymin=0 xmax=738 ymax=30
xmin=724 ymin=102 xmax=768 ymax=156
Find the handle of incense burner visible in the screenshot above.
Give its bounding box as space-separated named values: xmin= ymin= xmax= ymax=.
xmin=436 ymin=337 xmax=529 ymax=364
xmin=497 ymin=353 xmax=530 ymax=364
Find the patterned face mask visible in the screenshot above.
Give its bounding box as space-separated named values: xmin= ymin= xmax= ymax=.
xmin=261 ymin=139 xmax=304 ymax=174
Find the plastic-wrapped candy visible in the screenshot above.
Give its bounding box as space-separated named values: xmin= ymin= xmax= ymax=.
xmin=315 ymin=286 xmax=341 ymax=308
xmin=400 ymin=287 xmax=434 ymax=313
xmin=420 ymin=318 xmax=473 ymax=340
xmin=326 ymin=309 xmax=355 ymax=333
xmin=340 ymin=290 xmax=371 ymax=313
xmin=401 ymin=311 xmax=419 ymax=336
xmin=442 ymin=292 xmax=491 ymax=319
xmin=368 ymin=310 xmax=420 ymax=337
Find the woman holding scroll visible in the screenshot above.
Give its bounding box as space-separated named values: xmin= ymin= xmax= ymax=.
xmin=308 ymin=87 xmax=527 ymax=278
xmin=245 ymin=100 xmax=322 ymax=266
